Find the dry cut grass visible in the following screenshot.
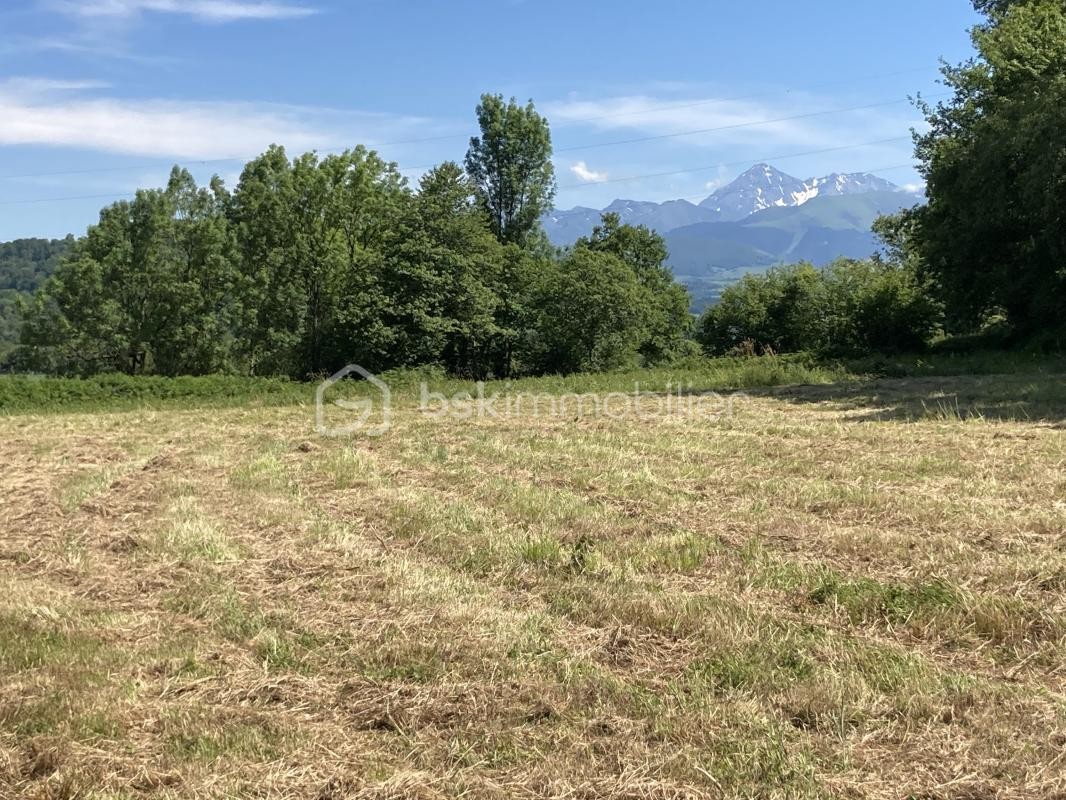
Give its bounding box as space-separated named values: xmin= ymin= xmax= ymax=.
xmin=0 ymin=370 xmax=1064 ymax=799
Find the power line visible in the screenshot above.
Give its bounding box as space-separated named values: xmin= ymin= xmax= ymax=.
xmin=0 ymin=158 xmax=241 ymax=181
xmin=0 ymin=97 xmax=929 ymax=204
xmin=0 ymin=146 xmax=921 ymax=208
xmin=0 ymin=191 xmax=136 ymax=206
xmin=2 ymin=92 xmax=936 ymax=184
xmin=0 ymin=80 xmax=938 ymax=207
xmin=0 ymin=162 xmax=923 ymax=211
xmin=0 ymin=164 xmax=923 ymax=214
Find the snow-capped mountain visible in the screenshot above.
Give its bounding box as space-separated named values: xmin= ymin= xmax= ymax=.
xmin=698 ymin=163 xmax=809 ymax=220
xmin=699 ymin=164 xmax=901 ymax=221
xmin=543 ymin=164 xmax=909 ymax=244
xmin=795 ymin=171 xmax=900 ymax=200
xmin=662 ymin=188 xmax=924 ymax=310
xmin=540 ymin=163 xmax=925 ymax=311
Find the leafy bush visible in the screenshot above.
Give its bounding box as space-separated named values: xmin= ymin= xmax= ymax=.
xmin=529 ymin=249 xmax=652 ymax=374
xmin=525 ymin=214 xmax=696 ymax=376
xmin=697 ymin=259 xmax=941 ymax=357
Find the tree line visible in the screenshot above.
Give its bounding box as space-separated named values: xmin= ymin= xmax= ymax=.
xmin=10 ymin=0 xmax=1065 ymax=379
xmin=13 ymin=95 xmax=695 ymax=379
xmin=877 ymin=0 xmax=1066 ymax=350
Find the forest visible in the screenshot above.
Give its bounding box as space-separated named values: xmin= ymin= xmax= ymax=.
xmin=0 ymin=237 xmax=71 ymax=361
xmin=8 ymin=98 xmax=696 ymax=380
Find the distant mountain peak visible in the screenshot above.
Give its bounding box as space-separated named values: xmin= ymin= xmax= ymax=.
xmin=542 ymin=163 xmax=918 ymax=246
xmin=697 ymin=165 xmax=901 ymax=220
xmin=604 ymin=198 xmax=656 ymax=212
xmin=744 ymin=162 xmax=786 ymax=177
xmin=698 ymin=164 xmax=806 ymax=218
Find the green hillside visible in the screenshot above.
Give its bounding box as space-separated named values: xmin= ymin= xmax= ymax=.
xmin=743 ymin=191 xmax=917 ymax=233
xmin=665 ymin=191 xmax=920 ymax=286
xmin=0 ymin=237 xmax=72 ymax=362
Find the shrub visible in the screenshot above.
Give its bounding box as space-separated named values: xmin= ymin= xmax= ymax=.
xmin=697 ymin=259 xmax=941 ymax=358
xmin=529 ymin=249 xmax=652 ymax=374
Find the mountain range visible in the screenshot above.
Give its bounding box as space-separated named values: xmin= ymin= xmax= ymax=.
xmin=543 ymin=164 xmax=923 ymax=308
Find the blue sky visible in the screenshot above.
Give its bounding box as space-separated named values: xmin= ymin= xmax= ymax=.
xmin=0 ymin=0 xmax=982 ymax=240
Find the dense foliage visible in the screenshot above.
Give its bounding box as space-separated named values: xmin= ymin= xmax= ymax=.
xmin=465 ymin=95 xmax=556 ymax=246
xmin=697 ymin=259 xmax=941 ymax=357
xmin=878 ymin=0 xmax=1066 ymax=346
xmin=0 ymin=237 xmax=71 ymax=293
xmin=0 ymin=237 xmax=72 ymax=360
xmin=11 ymin=95 xmax=693 ymax=379
xmin=695 ymin=0 xmax=1065 ymax=358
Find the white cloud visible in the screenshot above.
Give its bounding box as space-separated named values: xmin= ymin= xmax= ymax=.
xmin=12 ymin=1 xmax=315 ymax=62
xmin=569 ymin=161 xmax=608 ymax=183
xmin=52 ymin=0 xmax=316 ymax=22
xmin=0 ymin=35 xmax=150 ymax=61
xmin=901 ymin=181 xmax=926 ymax=193
xmin=548 ymin=94 xmax=815 ymax=147
xmin=702 ymin=164 xmax=730 ymax=191
xmin=0 ymin=78 xmax=431 ymax=160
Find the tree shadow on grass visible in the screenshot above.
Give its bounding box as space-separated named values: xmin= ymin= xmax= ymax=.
xmin=748 ymin=373 xmax=1066 ymax=425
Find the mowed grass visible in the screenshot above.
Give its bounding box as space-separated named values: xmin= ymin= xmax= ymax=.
xmin=0 ymin=361 xmax=1064 ymax=798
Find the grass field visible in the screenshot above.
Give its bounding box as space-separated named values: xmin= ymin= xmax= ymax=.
xmin=1 ymin=361 xmax=1064 ymax=798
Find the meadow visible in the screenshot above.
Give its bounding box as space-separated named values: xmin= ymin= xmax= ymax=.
xmin=1 ymin=357 xmax=1064 ymax=798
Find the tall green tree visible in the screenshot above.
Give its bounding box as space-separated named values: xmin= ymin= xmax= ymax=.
xmin=884 ymin=0 xmax=1066 ymax=342
xmin=18 ymin=168 xmax=240 ymax=375
xmin=380 ymin=162 xmax=503 ymax=376
xmin=532 ymin=248 xmax=652 ymax=374
xmin=972 ymin=0 xmax=1031 ymax=17
xmin=464 ymin=94 xmax=556 ymax=246
xmin=576 ymin=213 xmax=695 ymax=364
xmin=227 ymin=145 xmax=301 ymax=374
xmin=229 ymin=146 xmax=406 ymax=377
xmin=321 ymin=148 xmax=409 ymax=372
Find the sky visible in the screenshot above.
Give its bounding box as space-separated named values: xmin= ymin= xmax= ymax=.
xmin=0 ymin=0 xmax=983 ymax=241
